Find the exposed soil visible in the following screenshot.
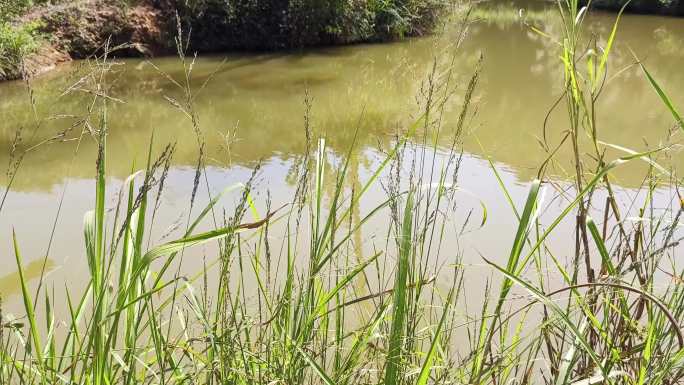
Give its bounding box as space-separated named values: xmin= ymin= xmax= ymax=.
xmin=22 ymin=44 xmax=72 ymax=79
xmin=18 ymin=0 xmax=169 ymax=81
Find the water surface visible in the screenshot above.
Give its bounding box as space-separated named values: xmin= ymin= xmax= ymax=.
xmin=1 ymin=3 xmax=683 ymax=312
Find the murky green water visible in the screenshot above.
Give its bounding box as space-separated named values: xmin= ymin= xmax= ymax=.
xmin=1 ymin=3 xmax=683 ymax=309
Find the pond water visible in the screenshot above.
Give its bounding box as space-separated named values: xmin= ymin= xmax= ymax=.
xmin=0 ymin=2 xmax=683 ymax=313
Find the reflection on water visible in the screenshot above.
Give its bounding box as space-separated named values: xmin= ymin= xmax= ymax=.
xmin=1 ymin=5 xmax=682 ymax=190
xmin=0 ymin=2 xmax=683 ymax=309
xmin=0 ymin=259 xmax=55 ymax=298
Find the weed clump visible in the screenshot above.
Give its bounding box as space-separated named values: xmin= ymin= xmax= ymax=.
xmin=0 ymin=21 xmax=40 ymax=81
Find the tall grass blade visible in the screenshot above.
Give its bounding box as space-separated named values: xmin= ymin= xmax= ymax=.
xmin=384 ymin=190 xmax=414 ymax=385
xmin=596 ymin=1 xmax=630 ymax=91
xmin=12 ymin=230 xmax=43 ymax=366
xmin=416 ymin=293 xmax=451 ymax=385
xmin=638 ymin=62 xmax=683 ymax=130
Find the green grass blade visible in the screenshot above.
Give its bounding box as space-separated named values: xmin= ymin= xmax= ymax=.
xmin=596 ymin=1 xmax=630 ymax=91
xmin=384 ymin=190 xmax=414 ymax=385
xmin=140 ymin=226 xmax=249 ymax=266
xmin=12 ymin=230 xmax=43 ymax=366
xmin=473 ymin=180 xmax=540 ymax=377
xmin=483 ymin=257 xmax=606 ymax=378
xmin=586 ymin=216 xmax=615 ymax=275
xmin=416 ymin=293 xmax=451 ymax=385
xmin=314 ymin=252 xmax=382 ymax=319
xmin=294 ymin=343 xmax=335 ymax=385
xmin=638 ymin=62 xmax=683 ymax=130
xmin=597 ymin=141 xmax=668 ymax=175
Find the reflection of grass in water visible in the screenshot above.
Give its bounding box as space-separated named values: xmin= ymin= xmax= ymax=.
xmin=470 ymin=1 xmax=556 ymax=28
xmin=654 ymin=27 xmax=684 ymax=58
xmin=0 ymin=35 xmax=458 ymax=190
xmin=3 ymin=3 xmax=684 ymax=385
xmin=0 ymin=259 xmax=54 ymax=299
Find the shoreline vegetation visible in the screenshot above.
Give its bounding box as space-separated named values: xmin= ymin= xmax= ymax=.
xmin=2 ymin=1 xmax=684 ymax=385
xmin=3 ymin=0 xmax=684 ymax=82
xmin=585 ymin=0 xmax=684 ymax=16
xmin=0 ymin=0 xmax=448 ymax=81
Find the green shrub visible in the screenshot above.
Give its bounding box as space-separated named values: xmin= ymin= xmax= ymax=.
xmin=0 ymin=0 xmax=48 ymax=80
xmin=0 ymin=21 xmax=40 ymax=80
xmin=0 ymin=0 xmax=55 ymax=22
xmin=0 ymin=1 xmax=32 ymax=22
xmin=585 ymin=0 xmax=684 ymax=15
xmin=172 ymin=0 xmax=446 ymax=51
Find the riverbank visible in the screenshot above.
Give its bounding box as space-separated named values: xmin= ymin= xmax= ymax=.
xmin=0 ymin=0 xmax=447 ymax=81
xmin=585 ymin=0 xmax=684 ymax=16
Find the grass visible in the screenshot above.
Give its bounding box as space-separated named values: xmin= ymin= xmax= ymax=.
xmin=0 ymin=1 xmax=44 ymax=80
xmin=2 ymin=1 xmax=684 ymax=384
xmin=0 ymin=21 xmax=40 ymax=81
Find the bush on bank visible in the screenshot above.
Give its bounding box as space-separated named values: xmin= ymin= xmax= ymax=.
xmin=0 ymin=2 xmax=30 ymax=79
xmin=0 ymin=0 xmax=446 ymax=81
xmin=171 ymin=0 xmax=446 ymax=51
xmin=583 ymin=0 xmax=684 ymax=15
xmin=0 ymin=21 xmax=40 ymax=81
